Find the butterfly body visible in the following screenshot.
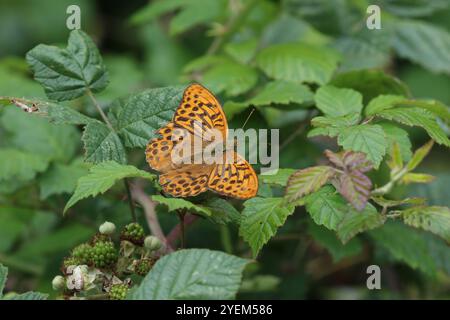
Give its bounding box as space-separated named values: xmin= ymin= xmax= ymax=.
xmin=145 ymin=83 xmax=258 ymax=199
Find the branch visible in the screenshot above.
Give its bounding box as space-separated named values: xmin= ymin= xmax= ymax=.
xmin=86 ymin=88 xmax=114 ymax=131
xmin=130 ymin=184 xmax=173 ymax=252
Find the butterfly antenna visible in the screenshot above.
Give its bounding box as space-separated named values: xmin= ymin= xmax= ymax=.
xmin=242 ymin=107 xmax=256 ymax=129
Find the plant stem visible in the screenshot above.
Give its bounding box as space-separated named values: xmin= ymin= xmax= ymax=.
xmin=372 ymin=167 xmax=408 ymax=196
xmin=86 ymin=88 xmax=114 ymax=131
xmin=130 ymin=184 xmax=171 ymax=251
xmin=219 ymin=225 xmax=233 ymax=254
xmin=207 ymin=0 xmax=259 ymax=55
xmin=123 ymin=179 xmax=136 ymax=222
xmin=86 ymin=88 xmax=136 ymax=222
xmin=166 ymin=214 xmax=199 ymax=249
xmin=178 ymin=211 xmax=186 ymax=249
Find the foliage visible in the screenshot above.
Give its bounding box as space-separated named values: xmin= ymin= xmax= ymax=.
xmin=1 ymin=0 xmax=450 ymax=300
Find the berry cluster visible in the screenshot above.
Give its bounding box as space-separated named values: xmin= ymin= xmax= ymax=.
xmin=121 ymin=223 xmax=145 ymax=245
xmin=109 ymin=284 xmax=129 ymax=300
xmin=53 ymin=221 xmax=163 ymax=300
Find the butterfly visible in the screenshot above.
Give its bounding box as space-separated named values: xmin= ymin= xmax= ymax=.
xmin=145 ymin=83 xmax=258 ymax=199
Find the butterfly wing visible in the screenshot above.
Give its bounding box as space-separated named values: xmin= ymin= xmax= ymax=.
xmin=207 ymin=152 xmax=258 ymax=199
xmin=159 ymin=164 xmax=214 ymax=197
xmin=145 ymin=123 xmax=188 ymax=173
xmin=173 ymin=83 xmax=228 ymax=141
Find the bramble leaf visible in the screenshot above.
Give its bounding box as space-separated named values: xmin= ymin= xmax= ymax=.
xmin=116 ymin=86 xmax=184 ymax=148
xmin=129 ymin=249 xmax=249 ymax=300
xmin=82 ymin=122 xmax=127 ymax=164
xmin=285 ymin=166 xmax=335 ymax=202
xmin=401 ymin=206 xmax=450 ymax=242
xmin=26 ymin=30 xmax=108 ymax=101
xmin=151 ymin=195 xmax=212 ymax=217
xmin=315 ymin=85 xmax=363 ymax=117
xmin=239 ymin=197 xmax=295 ymax=257
xmin=337 ymin=124 xmax=387 ymax=168
xmin=337 ymin=203 xmax=385 ymax=243
xmin=304 ymin=186 xmax=347 ymax=231
xmin=64 ymin=161 xmax=155 ymax=213
xmin=375 ymin=107 xmax=450 ymax=147
xmin=256 ymin=43 xmax=339 ymax=85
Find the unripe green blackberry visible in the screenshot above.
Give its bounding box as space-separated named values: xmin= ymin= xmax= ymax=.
xmin=72 ymin=244 xmax=93 ymax=265
xmin=62 ymin=256 xmax=81 ymax=269
xmin=121 ymin=223 xmax=145 ymax=245
xmin=52 ymin=275 xmax=66 ymax=290
xmin=109 ymin=284 xmax=128 ymax=300
xmin=91 ymin=241 xmax=118 ymax=269
xmin=92 ymin=233 xmax=111 ymax=245
xmin=99 ymin=221 xmax=116 ymax=235
xmin=134 ymin=258 xmax=156 ymax=276
xmin=144 ymin=235 xmax=162 ymax=251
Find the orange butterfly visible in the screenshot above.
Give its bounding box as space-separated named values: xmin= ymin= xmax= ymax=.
xmin=145 ymin=83 xmax=258 ymax=199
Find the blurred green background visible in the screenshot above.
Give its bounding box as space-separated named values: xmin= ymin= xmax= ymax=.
xmin=0 ymin=0 xmax=450 ymax=299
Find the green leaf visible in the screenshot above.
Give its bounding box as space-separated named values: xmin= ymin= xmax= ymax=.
xmin=64 ymin=161 xmax=155 ymax=213
xmin=285 ymin=166 xmax=335 ymax=202
xmin=330 ymin=69 xmax=410 ymax=104
xmin=401 ymin=173 xmax=435 ymax=184
xmin=169 ymin=0 xmax=226 ymax=35
xmin=116 ymin=86 xmax=184 ymax=148
xmin=371 ymin=196 xmax=426 ymax=208
xmin=151 ymin=195 xmax=212 ymax=217
xmin=393 ymin=20 xmax=450 ymax=74
xmin=224 ymin=39 xmax=258 ymax=65
xmin=246 ymin=81 xmax=313 ymax=107
xmin=0 ymin=149 xmax=49 ymax=182
xmin=314 ymin=85 xmax=363 ymax=117
xmin=304 ymin=186 xmax=347 ymax=231
xmin=26 ymin=30 xmax=108 ymax=101
xmin=337 ymin=203 xmax=385 ymax=244
xmin=308 ymin=222 xmax=362 ymax=263
xmin=369 ymin=222 xmax=436 ymax=276
xmin=4 ymin=291 xmax=48 ymax=300
xmin=239 ymin=197 xmax=295 ymax=257
xmin=129 ymin=249 xmax=249 ymax=299
xmin=375 ymin=107 xmax=450 ymax=147
xmin=311 ymin=113 xmax=361 ymax=128
xmin=401 ymin=206 xmax=450 ymax=242
xmin=379 ymin=122 xmax=412 ymax=161
xmin=39 ymin=161 xmax=89 ymax=199
xmin=0 ymin=264 xmax=7 ymax=298
xmin=259 ymin=168 xmax=297 ymax=187
xmin=337 ymin=124 xmax=387 ymax=168
xmin=202 ymin=58 xmax=258 ymax=96
xmin=1 ymin=107 xmax=80 ymax=163
xmin=406 ymin=140 xmax=434 ymax=172
xmin=82 ymin=122 xmax=127 ymax=164
xmin=256 ymin=43 xmax=340 ymax=85
xmin=400 ymin=100 xmax=450 ymax=126
xmin=365 ymin=94 xmax=406 ymax=116
xmin=202 ymin=198 xmax=241 ymax=225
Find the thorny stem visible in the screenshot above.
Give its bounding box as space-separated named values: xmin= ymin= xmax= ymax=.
xmin=86 ymin=88 xmax=137 ymax=222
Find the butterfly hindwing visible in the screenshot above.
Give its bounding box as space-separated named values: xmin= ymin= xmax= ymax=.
xmin=207 ymin=152 xmax=258 ymax=199
xmin=159 ymin=164 xmax=214 ymax=197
